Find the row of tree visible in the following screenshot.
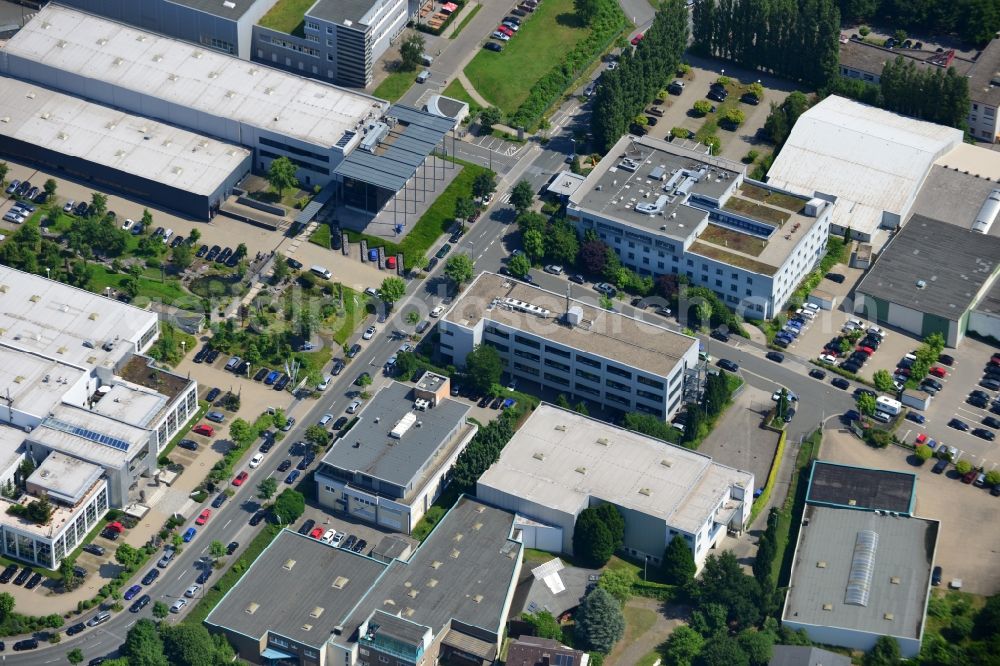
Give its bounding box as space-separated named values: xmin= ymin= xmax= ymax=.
xmin=838 ymin=0 xmax=1000 ymax=46
xmin=450 ymin=405 xmax=518 ymax=492
xmin=692 ymin=0 xmax=841 ymax=88
xmin=592 ymin=0 xmax=690 ymax=151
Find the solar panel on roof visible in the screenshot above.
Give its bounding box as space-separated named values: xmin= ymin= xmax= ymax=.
xmin=43 ymin=417 xmax=132 ymax=452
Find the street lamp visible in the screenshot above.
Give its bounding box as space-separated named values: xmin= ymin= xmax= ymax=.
xmin=643 ymin=555 xmax=650 ymax=581
xmin=45 ymin=267 xmax=50 ymax=280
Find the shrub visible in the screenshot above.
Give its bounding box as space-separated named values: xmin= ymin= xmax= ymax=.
xmin=693 ymin=100 xmax=713 ymax=116
xmin=955 ymin=460 xmax=973 ymax=475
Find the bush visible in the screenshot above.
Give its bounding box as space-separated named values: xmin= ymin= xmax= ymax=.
xmin=915 ymin=445 xmax=933 ymax=462
xmin=693 ymin=100 xmax=713 ymax=116
xmin=955 ymin=460 xmax=973 ymax=475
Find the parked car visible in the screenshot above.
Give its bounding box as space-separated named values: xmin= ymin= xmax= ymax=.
xmin=285 ymin=470 xmax=301 ymax=484
xmin=232 ymin=471 xmax=249 ymax=486
xmin=717 ymin=359 xmax=739 ymax=372
xmin=484 ymin=41 xmax=503 ymax=52
xmin=830 ymin=377 xmax=850 ymax=391
xmin=123 ymin=584 xmax=142 ymax=601
xmin=808 ymin=368 xmax=826 ymax=380
xmin=82 ymin=544 xmax=105 ymax=557
xmin=141 ymin=569 xmax=160 ymax=586
xmin=766 ymin=351 xmax=784 ymax=363
xmin=196 ymin=509 xmax=211 ymax=525
xmin=973 ymin=428 xmax=996 ymax=441
xmin=170 ymin=599 xmax=187 ymax=613
xmin=948 ymin=418 xmax=970 ymax=431
xmin=906 ymin=412 xmax=926 ymax=424
xmin=183 ymin=527 xmax=196 ymax=542
xmin=130 ymin=594 xmax=151 ymax=613
xmin=192 ymin=424 xmax=214 ymax=437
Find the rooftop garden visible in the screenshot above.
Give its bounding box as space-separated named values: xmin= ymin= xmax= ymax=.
xmin=689 ymin=241 xmax=776 ymax=275
xmin=738 ymin=182 xmax=805 ymax=213
xmin=258 ymin=0 xmax=313 ymax=36
xmin=698 ymin=223 xmax=768 ymax=257
xmin=722 ymin=196 xmax=792 ymax=227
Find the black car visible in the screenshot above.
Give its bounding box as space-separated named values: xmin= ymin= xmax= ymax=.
xmin=193 ymin=346 xmax=209 ymax=363
xmin=211 ymin=492 xmax=228 ymax=509
xmin=710 ymin=329 xmax=730 ymax=343
xmin=226 ymin=541 xmax=239 ymax=555
xmin=74 ymin=202 xmax=89 ymax=216
xmin=766 ymin=351 xmax=784 ymax=363
xmin=206 ymin=245 xmax=221 ymax=261
xmin=425 ymin=257 xmax=439 ymax=272
xmin=259 ymin=437 xmax=275 ymax=453
xmin=707 ymin=89 xmax=728 ymax=102
xmin=939 ymin=354 xmax=954 ymax=366
xmin=13 ymin=568 xmax=30 ymax=586
xmin=490 ymin=396 xmax=505 ymax=409
xmin=205 ymin=387 xmax=221 ymax=402
xmin=235 ymin=360 xmax=250 ymax=375
xmin=129 ymin=594 xmax=151 ymax=613
xmin=277 ymin=459 xmax=292 ymax=473
xmin=511 ymin=7 xmax=527 ymax=15
xmin=984 ymin=416 xmax=1000 ymax=429
xmin=922 ymin=378 xmax=943 ymax=391
xmin=298 ymin=519 xmax=316 ymax=536
xmin=253 ymin=367 xmax=269 ymax=381
xmin=825 ymin=272 xmax=846 ymax=283
xmin=969 ymin=395 xmax=989 ymax=409
xmin=170 ymin=235 xmax=184 ymax=248
xmin=0 ymin=564 xmax=17 ymax=584
xmin=484 ymin=42 xmax=503 ymax=52
xmin=25 ymin=572 xmax=42 ymax=589
xmin=249 ymin=510 xmax=269 ymax=526
xmin=740 ymin=92 xmax=760 ymax=105
xmin=351 ymin=538 xmax=367 ymax=553
xmin=932 ymin=458 xmax=949 ymax=474
xmin=435 ymin=243 xmax=452 ymax=259
xmin=982 ymin=378 xmax=1000 ymax=391
xmin=808 ymin=368 xmax=826 ymax=380
xmin=34 ymin=192 xmax=49 ymax=204
xmin=274 ymin=374 xmax=290 ymax=391
xmin=196 ymin=244 xmax=209 ymax=258
xmin=196 ymin=569 xmax=211 ymax=585
xmin=177 ymin=439 xmax=198 ymax=451
xmin=82 ymin=544 xmax=105 ymax=557
xmin=332 ymin=416 xmax=349 ymax=430
xmin=331 ymin=359 xmax=346 ymax=376
xmin=286 ymin=257 xmax=303 ymax=270
xmin=568 ymin=274 xmax=585 ymax=284
xmin=12 ymin=639 xmax=37 ymax=651
xmin=141 ymin=569 xmax=160 ymax=585
xmin=841 ymin=361 xmax=861 ymax=373
xmin=206 ymin=348 xmax=221 ymax=363
xmin=973 ymin=428 xmax=996 ymax=441
xmin=949 ymin=418 xmax=970 ymax=431
xmin=216 ymin=247 xmax=232 ymax=264
xmin=831 ymin=377 xmax=850 ymax=390
xmin=854 ymin=388 xmax=877 ymax=399
xmin=101 ymin=527 xmax=120 ymax=541
xmin=342 ymin=535 xmax=357 ymax=551
xmin=717 ymin=359 xmax=739 ymax=372
xmin=66 ymin=622 xmax=86 ymax=636
xmin=931 ymin=566 xmax=942 ymax=586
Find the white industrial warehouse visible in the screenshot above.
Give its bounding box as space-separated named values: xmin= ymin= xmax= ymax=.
xmin=476 ymin=404 xmax=753 ymax=570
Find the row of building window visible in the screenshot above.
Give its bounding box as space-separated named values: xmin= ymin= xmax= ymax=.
xmin=260 ymin=136 xmax=330 ymax=163
xmin=259 ymin=149 xmax=330 ymax=176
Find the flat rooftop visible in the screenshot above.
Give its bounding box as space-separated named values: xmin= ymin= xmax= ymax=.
xmin=783 ymin=505 xmax=937 ymax=642
xmin=0 ymin=266 xmax=157 ymax=370
xmin=839 ymin=38 xmax=975 ymax=79
xmin=90 ymin=383 xmax=169 ymax=429
xmin=1 ymin=467 xmax=106 ymax=538
xmin=477 ymin=404 xmax=753 ymax=534
xmin=5 ymin=5 xmax=386 ymax=149
xmin=340 ymin=497 xmax=521 ymax=645
xmin=569 ymin=135 xmax=824 ymax=274
xmin=31 ymin=404 xmax=151 ymax=468
xmin=0 ymin=77 xmax=249 ymax=196
xmin=307 ymin=0 xmax=381 ymax=26
xmin=444 ymin=272 xmax=697 ymax=379
xmin=0 ymin=345 xmax=85 ymax=419
xmin=0 ymin=426 xmax=25 ymax=475
xmin=967 ymin=37 xmax=1000 ymax=108
xmin=910 ymin=146 xmax=1000 ymax=237
xmin=806 ymin=461 xmax=916 ymax=514
xmin=27 ymin=451 xmax=104 ymax=506
xmin=856 ymin=215 xmax=1000 ymax=320
xmin=319 ymin=382 xmax=472 ymax=489
xmin=170 ymin=0 xmax=277 ymax=20
xmin=205 ymin=530 xmax=388 ymax=649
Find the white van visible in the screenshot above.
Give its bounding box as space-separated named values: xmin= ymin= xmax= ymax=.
xmin=416 ymin=70 xmax=430 ymax=83
xmin=310 ymin=265 xmax=332 ymax=279
xmin=875 ymin=396 xmax=902 ymax=416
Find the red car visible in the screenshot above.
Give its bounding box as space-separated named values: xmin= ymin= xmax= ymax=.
xmin=193 ymin=424 xmax=214 ymax=437
xmin=497 ymin=24 xmax=513 ymax=36
xmin=196 ymin=509 xmax=211 ymax=525
xmin=630 ymin=33 xmax=644 ymax=45
xmin=309 ymin=527 xmax=324 ymax=539
xmin=991 ymin=353 xmax=1000 ymax=365
xmin=857 ymin=346 xmax=874 ymax=355
xmin=232 ymin=471 xmax=249 ymax=486
xmin=896 ymin=367 xmax=911 ymax=376
xmin=106 ymin=521 xmax=125 ymax=534
xmin=929 ymin=366 xmax=947 ymax=378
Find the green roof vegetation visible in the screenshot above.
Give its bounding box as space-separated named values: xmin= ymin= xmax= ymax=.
xmin=738 ymin=182 xmax=806 ymax=213
xmin=722 ymin=196 xmax=792 ymax=227
xmin=689 ymin=242 xmax=777 ymax=275
xmin=258 ymin=0 xmax=313 ymax=36
xmin=698 ymin=223 xmax=768 ymax=257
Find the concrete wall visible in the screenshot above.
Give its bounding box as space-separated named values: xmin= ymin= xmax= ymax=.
xmin=475 ymin=483 xmax=579 ymax=554
xmin=781 ymin=621 xmax=921 ymax=659
xmin=513 ymin=517 xmax=563 ymax=552
xmin=969 ymin=310 xmax=1000 ymax=344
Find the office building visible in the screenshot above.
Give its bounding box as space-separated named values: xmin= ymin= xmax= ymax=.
xmin=254 ymin=0 xmax=409 ymax=87
xmin=567 ymin=134 xmax=833 ymax=319
xmin=439 ymin=272 xmax=699 ymax=421
xmin=206 ymin=496 xmax=523 ymax=665
xmin=55 ymin=0 xmax=280 ymax=59
xmin=315 ymin=380 xmax=477 ymax=533
xmin=476 ymin=404 xmax=754 ymax=570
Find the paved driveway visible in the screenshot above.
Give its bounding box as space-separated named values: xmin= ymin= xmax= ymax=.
xmin=698 ymin=384 xmax=780 ymax=488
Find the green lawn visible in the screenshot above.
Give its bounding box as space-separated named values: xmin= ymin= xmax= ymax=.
xmin=464 ymin=0 xmax=592 ymax=114
xmin=374 ymin=70 xmax=418 ymax=102
xmin=89 ymin=265 xmax=188 ymax=303
xmin=345 ymin=160 xmax=491 ymax=270
xmin=443 ymin=78 xmax=483 ymax=118
xmin=309 ymin=223 xmax=332 ymax=249
xmin=330 ymin=285 xmax=366 ymax=345
xmin=258 ymin=0 xmax=312 ymax=35
xmin=450 ymin=3 xmax=482 ymax=38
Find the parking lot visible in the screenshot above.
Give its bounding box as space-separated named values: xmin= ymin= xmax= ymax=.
xmin=291 ymin=500 xmax=398 ymax=557
xmin=698 ymin=385 xmax=780 ymax=489
xmin=823 ymin=428 xmax=1000 ymax=595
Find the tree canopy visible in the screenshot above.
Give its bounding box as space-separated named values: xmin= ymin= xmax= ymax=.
xmin=272 ymin=488 xmax=305 ymax=525
xmin=574 ymin=587 xmax=625 ymax=653
xmin=662 ymin=534 xmax=696 ymax=585
xmin=444 ymin=254 xmax=475 ymax=286
xmin=378 ymin=276 xmax=406 ymax=305
xmin=463 ymin=344 xmax=502 ymax=396
xmin=399 ymin=33 xmax=425 ymax=71
xmin=267 ymin=157 xmax=298 ymax=196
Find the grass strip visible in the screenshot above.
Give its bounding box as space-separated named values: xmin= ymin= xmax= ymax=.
xmin=450 ymin=3 xmax=481 ymax=38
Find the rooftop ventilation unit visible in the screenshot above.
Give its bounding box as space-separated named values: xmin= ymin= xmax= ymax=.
xmin=635 ymin=194 xmax=669 ymax=215
xmin=390 ymin=412 xmax=417 ymax=439
xmin=565 ymin=305 xmax=584 ymax=326
xmin=360 ymin=122 xmax=390 ymax=153
xmin=972 ymin=189 xmax=1000 ymax=234
xmin=502 ymin=297 xmax=551 ymax=318
xmin=617 ymin=158 xmax=640 ymax=172
xmin=916 ymin=280 xmax=927 ymax=289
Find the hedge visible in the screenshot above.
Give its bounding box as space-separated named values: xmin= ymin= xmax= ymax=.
xmin=415 ymin=0 xmax=467 ymax=36
xmin=749 ymin=429 xmax=786 ymax=524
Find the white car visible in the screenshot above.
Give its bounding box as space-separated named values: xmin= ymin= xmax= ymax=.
xmin=362 ymin=326 xmax=376 ymax=340
xmin=430 ymin=305 xmax=445 ymax=318
xmin=184 ymin=584 xmax=200 ymax=598
xmin=320 ymin=529 xmax=338 ymax=544
xmin=170 ymin=598 xmax=187 ymax=613
xmin=804 ymin=303 xmax=820 ymax=312
xmin=492 ymin=31 xmax=510 ymax=41
xmin=319 ymin=413 xmax=333 ymax=427
xmin=317 ymin=375 xmax=331 ymax=391
xmin=346 ymin=400 xmax=362 ymax=414
xmin=122 ymin=218 xmax=135 ymax=231
xmin=771 ymin=390 xmax=799 ymax=402
xmin=819 ymin=354 xmax=837 ymax=364
xmin=544 ymin=265 xmax=564 ymax=275
xmin=331 ymin=532 xmax=344 ymax=547
xmin=63 ymin=200 xmax=75 ymax=213
xmin=249 ymin=453 xmax=264 ymax=469
xmin=2 ymin=212 xmax=25 ymax=225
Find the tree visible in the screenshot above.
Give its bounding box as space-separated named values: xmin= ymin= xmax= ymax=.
xmin=153 ymin=600 xmax=169 ymax=619
xmin=579 ymin=240 xmax=611 ymax=274
xmin=694 ymin=551 xmax=763 ymax=629
xmin=863 ymin=635 xmax=901 ymax=666
xmin=544 ymin=220 xmax=579 ymax=267
xmin=573 ymin=0 xmax=601 ymax=23
xmin=955 ymin=459 xmax=973 ymax=475
xmin=472 ymin=170 xmax=498 ymax=199
xmin=598 ymin=567 xmax=635 ymax=605
xmin=60 ymin=559 xmax=80 ymax=591
xmin=272 ymin=408 xmax=287 ymax=430
xmin=746 ymin=82 xmax=764 ymax=100
xmin=0 ymin=162 xmax=7 ymax=186
xmin=693 ymin=100 xmax=713 ymax=116
xmin=522 ymin=610 xmax=563 ymax=640
xmin=594 ymin=503 xmax=624 ymax=551
xmin=508 ymin=253 xmax=531 ymax=278
xmin=523 ymin=229 xmax=545 ymax=262
xmin=722 ymin=108 xmax=745 ymax=127
xmin=209 ymin=540 xmax=227 ymax=559
xmin=986 ymin=470 xmax=1000 ymax=487
xmin=267 ymin=156 xmax=298 ymax=197
xmin=44 ymin=178 xmax=57 ymax=198
xmin=394 ymin=352 xmax=422 ymax=381
xmin=162 ymin=623 xmax=219 ymax=666
xmin=399 ymin=33 xmax=425 ymax=71
xmin=272 ymin=254 xmax=290 ymax=282
xmin=89 ymin=192 xmax=108 ymax=218
xmin=738 ymin=628 xmax=775 ymax=666
xmin=438 ymin=255 xmax=472 ymax=289
xmin=464 ymin=344 xmax=502 ymax=395
xmin=573 ymin=508 xmax=615 ymax=566
xmin=67 ymin=648 xmax=84 ymax=665
xmin=624 ymin=412 xmax=680 ymax=442
xmin=698 ymin=636 xmax=750 ymax=666
xmin=305 ymin=424 xmax=331 ymax=448
xmin=115 ymin=543 xmax=142 ymax=569
xmin=872 ymin=369 xmax=895 ymax=393
xmin=272 ymin=488 xmax=305 ymax=524
xmin=257 ymin=477 xmax=278 ymax=500
xmin=123 ymin=618 xmax=168 ymax=666
xmin=0 ymin=592 xmax=14 ymax=619
xmin=454 ymin=196 xmax=476 ymax=223
xmin=510 ymin=180 xmax=535 ymax=213
xmin=574 ymin=587 xmax=625 ymax=653
xmin=228 ymin=418 xmax=255 ymax=448
xmin=478 ymin=107 xmax=503 ymax=133
xmin=171 ymin=242 xmax=193 ymax=271
xmin=662 ymin=534 xmax=696 ymax=585
xmin=857 ymin=392 xmax=876 ymax=416
xmin=377 ymin=276 xmax=406 ymax=306
xmin=661 ymin=626 xmax=704 ymax=666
